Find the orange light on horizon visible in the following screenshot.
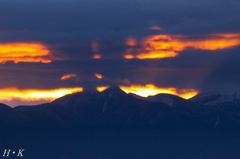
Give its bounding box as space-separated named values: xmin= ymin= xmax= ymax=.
xmin=96 ymin=86 xmax=109 ymax=92
xmin=95 ymin=73 xmax=103 ymax=79
xmin=119 ymin=84 xmax=198 ymax=99
xmin=125 ymin=33 xmax=240 ymax=60
xmin=96 ymin=84 xmax=198 ymax=99
xmin=61 ymin=74 xmax=77 ymax=80
xmin=0 ymin=43 xmax=54 ymax=64
xmin=93 ymin=54 xmax=101 ymax=59
xmin=0 ymin=87 xmax=83 ymax=103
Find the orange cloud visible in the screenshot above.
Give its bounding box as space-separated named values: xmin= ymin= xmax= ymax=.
xmin=149 ymin=26 xmax=162 ymax=30
xmin=126 ymin=37 xmax=137 ymax=46
xmin=95 ymin=73 xmax=103 ymax=79
xmin=96 ymin=84 xmax=198 ymax=99
xmin=61 ymin=74 xmax=77 ymax=80
xmin=0 ymin=87 xmax=83 ymax=103
xmin=91 ymin=41 xmax=99 ymax=52
xmin=93 ymin=54 xmax=101 ymax=59
xmin=0 ymin=43 xmax=55 ymax=64
xmin=125 ymin=33 xmax=240 ymax=59
xmin=124 ymin=54 xmax=135 ymax=59
xmin=136 ymin=50 xmax=178 ymax=59
xmin=143 ymin=34 xmax=240 ymax=51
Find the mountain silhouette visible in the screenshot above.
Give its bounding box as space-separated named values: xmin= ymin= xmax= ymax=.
xmin=0 ymin=86 xmax=235 ymax=130
xmin=1 ymin=87 xmax=240 ymax=159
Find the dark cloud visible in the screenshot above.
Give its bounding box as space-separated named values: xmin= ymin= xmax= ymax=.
xmin=0 ymin=0 xmax=240 ymax=106
xmin=0 ymin=0 xmax=239 ymax=34
xmin=1 ymin=46 xmax=240 ymax=92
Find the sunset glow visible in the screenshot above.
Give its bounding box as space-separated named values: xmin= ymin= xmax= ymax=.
xmin=0 ymin=87 xmax=83 ymax=103
xmin=124 ymin=54 xmax=135 ymax=59
xmin=136 ymin=50 xmax=178 ymax=59
xmin=120 ymin=84 xmax=198 ymax=99
xmin=93 ymin=54 xmax=101 ymax=59
xmin=149 ymin=26 xmax=162 ymax=30
xmin=95 ymin=73 xmax=103 ymax=79
xmin=61 ymin=74 xmax=77 ymax=80
xmin=96 ymin=86 xmax=109 ymax=92
xmin=125 ymin=33 xmax=240 ymax=59
xmin=142 ymin=34 xmax=240 ymax=51
xmin=126 ymin=38 xmax=137 ymax=46
xmin=91 ymin=41 xmax=99 ymax=52
xmin=0 ymin=43 xmax=54 ymax=64
xmin=96 ymin=84 xmax=198 ymax=99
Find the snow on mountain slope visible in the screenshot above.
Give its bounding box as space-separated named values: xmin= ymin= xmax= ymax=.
xmin=190 ymin=91 xmax=240 ymax=106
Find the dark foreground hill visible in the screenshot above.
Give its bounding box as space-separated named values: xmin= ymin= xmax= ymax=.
xmin=1 ymin=87 xmax=240 ymax=159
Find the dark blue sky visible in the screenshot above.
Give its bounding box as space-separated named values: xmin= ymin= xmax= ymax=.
xmin=0 ymin=0 xmax=240 ymax=106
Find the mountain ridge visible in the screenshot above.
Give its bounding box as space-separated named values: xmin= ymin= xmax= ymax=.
xmin=0 ymin=86 xmax=239 ymax=131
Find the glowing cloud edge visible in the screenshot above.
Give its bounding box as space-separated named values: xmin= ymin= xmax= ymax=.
xmin=0 ymin=87 xmax=83 ymax=102
xmin=0 ymin=43 xmax=55 ymax=64
xmin=97 ymin=84 xmax=198 ymax=99
xmin=124 ymin=33 xmax=240 ymax=60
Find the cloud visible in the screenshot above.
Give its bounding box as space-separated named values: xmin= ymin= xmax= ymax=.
xmin=135 ymin=51 xmax=178 ymax=59
xmin=0 ymin=0 xmax=240 ymax=106
xmin=0 ymin=43 xmax=55 ymax=64
xmin=124 ymin=33 xmax=240 ymax=59
xmin=91 ymin=41 xmax=100 ymax=52
xmin=94 ymin=73 xmax=103 ymax=79
xmin=126 ymin=37 xmax=137 ymax=46
xmin=0 ymin=87 xmax=83 ymax=107
xmin=149 ymin=26 xmax=162 ymax=30
xmin=0 ymin=0 xmax=239 ymax=62
xmin=61 ymin=74 xmax=77 ymax=80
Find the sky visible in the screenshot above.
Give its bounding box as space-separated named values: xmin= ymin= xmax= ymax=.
xmin=0 ymin=0 xmax=240 ymax=107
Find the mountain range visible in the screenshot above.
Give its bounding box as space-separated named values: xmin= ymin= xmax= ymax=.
xmin=1 ymin=86 xmax=240 ymax=131
xmin=1 ymin=86 xmax=240 ymax=159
